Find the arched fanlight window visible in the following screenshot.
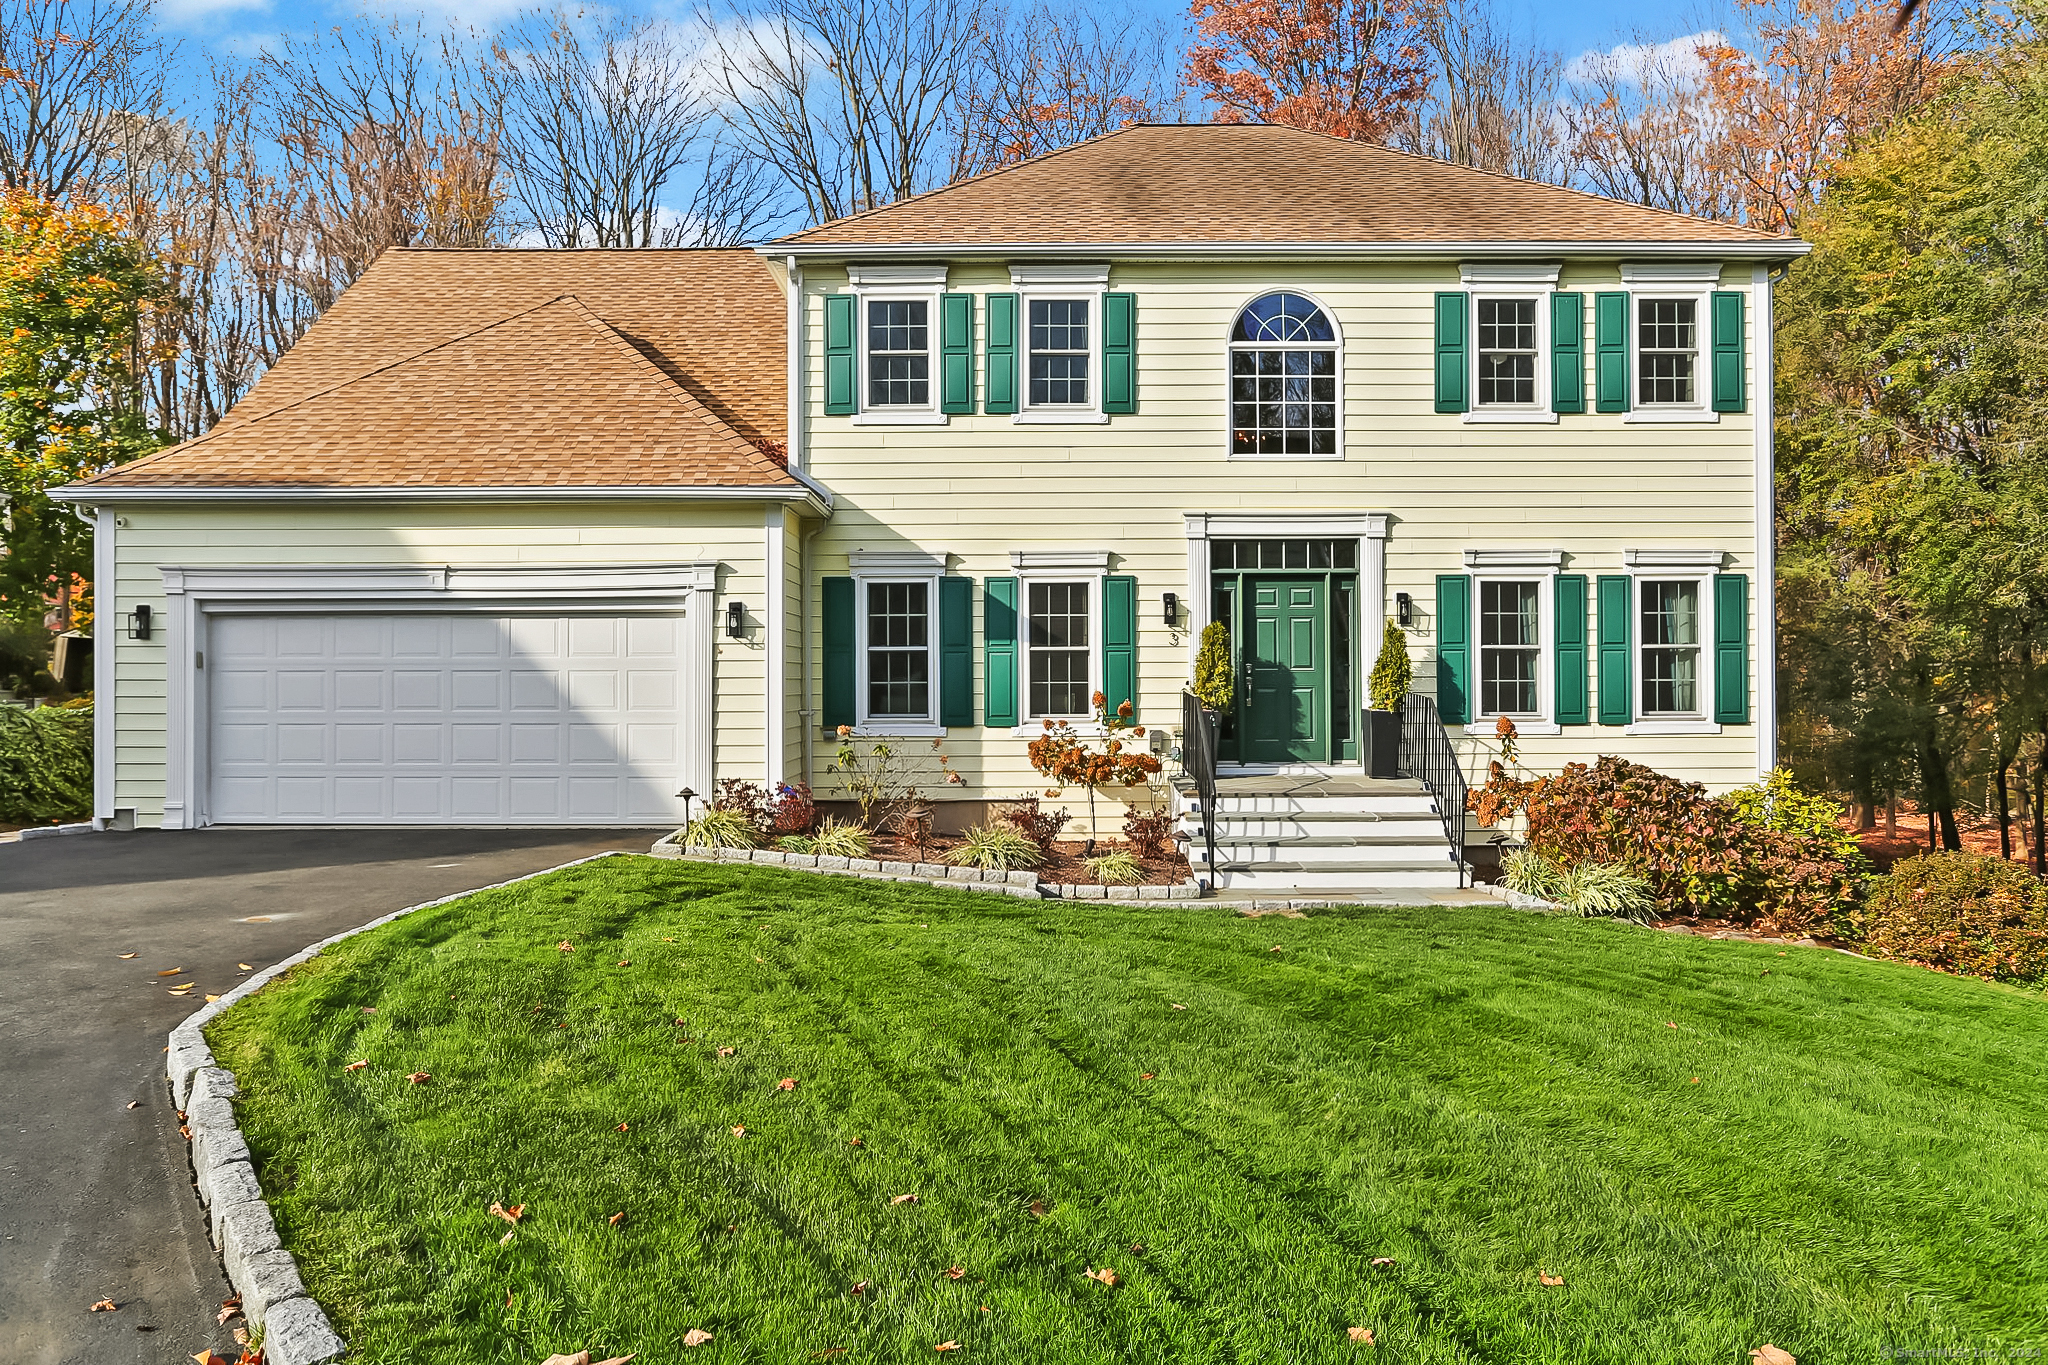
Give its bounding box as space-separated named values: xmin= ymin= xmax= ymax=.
xmin=1230 ymin=292 xmax=1339 ymax=456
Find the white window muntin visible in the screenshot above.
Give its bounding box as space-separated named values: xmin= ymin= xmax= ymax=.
xmin=1472 ymin=572 xmax=1553 ymax=723
xmin=851 ymin=558 xmax=944 ymax=733
xmin=1013 ymin=264 xmax=1108 ymax=424
xmin=1222 ymin=287 xmax=1344 ymax=461
xmin=848 ymin=264 xmax=945 ymax=425
xmin=1634 ymin=573 xmax=1709 ymax=719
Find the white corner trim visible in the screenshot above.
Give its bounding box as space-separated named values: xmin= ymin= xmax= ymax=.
xmin=1459 ymin=262 xmax=1561 ymax=285
xmin=1620 ymin=261 xmax=1723 ymax=285
xmin=1625 ymin=719 xmax=1725 ymax=736
xmin=846 ymin=263 xmax=948 ymax=288
xmin=1463 ymin=548 xmax=1566 ymax=570
xmin=1623 ymin=548 xmax=1728 ymax=571
xmin=1753 ymin=263 xmax=1779 ymax=775
xmin=764 ymin=506 xmax=788 ymax=787
xmin=92 ymin=507 xmax=115 ymax=825
xmin=1010 ymin=550 xmax=1112 ymax=572
xmin=848 ymin=549 xmax=948 ymax=574
xmin=1009 ymin=262 xmax=1110 ymax=287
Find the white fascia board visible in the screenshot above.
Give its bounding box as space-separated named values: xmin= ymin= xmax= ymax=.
xmin=767 ymin=239 xmax=1812 ymax=264
xmin=50 ymin=482 xmax=834 ymax=516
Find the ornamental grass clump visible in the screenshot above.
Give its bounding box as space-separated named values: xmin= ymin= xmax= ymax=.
xmin=810 ymin=817 xmax=872 ymax=859
xmin=1860 ymin=852 xmax=2048 ymax=984
xmin=1501 ymin=848 xmax=1654 ymax=923
xmin=1084 ymin=848 xmax=1145 ymax=885
xmin=681 ymin=807 xmax=758 ymax=851
xmin=947 ymin=823 xmax=1044 ymax=872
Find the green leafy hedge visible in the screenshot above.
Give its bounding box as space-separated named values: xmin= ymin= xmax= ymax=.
xmin=1860 ymin=852 xmax=2048 ymax=985
xmin=0 ymin=702 xmax=92 ymax=825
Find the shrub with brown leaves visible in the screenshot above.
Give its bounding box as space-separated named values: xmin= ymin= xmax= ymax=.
xmin=1860 ymin=851 xmax=2048 ymax=983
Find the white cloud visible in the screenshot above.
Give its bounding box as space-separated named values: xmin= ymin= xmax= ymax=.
xmin=157 ymin=0 xmax=272 ymax=24
xmin=1564 ymin=29 xmax=1725 ymax=87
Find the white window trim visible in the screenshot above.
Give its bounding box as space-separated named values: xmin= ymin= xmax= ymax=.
xmin=1223 ymin=288 xmax=1346 ymax=462
xmin=1623 ymin=285 xmax=1719 ymax=425
xmin=848 ymin=264 xmax=946 ymax=426
xmin=851 ymin=552 xmax=945 ymax=735
xmin=1627 ymin=569 xmax=1720 ymax=733
xmin=1465 ymin=281 xmax=1558 ymax=425
xmin=1471 ymin=569 xmax=1557 ymax=731
xmin=1012 ymin=264 xmax=1109 ymax=425
xmin=1010 ymin=569 xmax=1105 ymax=733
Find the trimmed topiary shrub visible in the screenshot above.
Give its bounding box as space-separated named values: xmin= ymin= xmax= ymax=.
xmin=1367 ymin=622 xmax=1412 ymax=712
xmin=1860 ymin=852 xmax=2048 ymax=984
xmin=0 ymin=702 xmax=92 ymax=825
xmin=1192 ymin=621 xmax=1233 ymax=712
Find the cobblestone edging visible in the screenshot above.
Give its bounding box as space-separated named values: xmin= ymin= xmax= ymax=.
xmin=167 ymin=852 xmax=632 ymax=1365
xmin=649 ymin=836 xmax=1205 ymax=901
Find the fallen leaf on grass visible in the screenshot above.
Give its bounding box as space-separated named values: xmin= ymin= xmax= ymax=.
xmin=1170 ymin=1003 xmax=1186 ymax=1010
xmin=616 ymin=1122 xmax=629 ymax=1132
xmin=489 ymin=1202 xmax=524 ymax=1224
xmin=1269 ymin=945 xmax=1283 ymax=953
xmin=406 ymin=1072 xmax=431 ymax=1084
xmin=890 ymin=1194 xmax=920 ymax=1206
xmin=608 ymin=1211 xmax=626 ymax=1226
xmin=1370 ymin=1257 xmax=1396 ymax=1269
xmin=777 ymin=1077 xmax=798 ymax=1091
xmin=118 ymin=953 xmax=137 ymax=960
xmin=682 ymin=1328 xmax=714 ymax=1347
xmin=716 ymin=1046 xmax=736 ymax=1058
xmin=847 ymin=1136 xmax=863 ymax=1147
xmin=157 ymin=968 xmax=183 ymax=977
xmin=1538 ymin=1274 xmax=1564 ymax=1287
xmin=89 ymin=1299 xmax=117 ymax=1312
xmin=944 ymin=1266 xmax=965 ymax=1280
xmin=558 ymin=942 xmax=574 ymax=953
xmin=500 ymin=1231 xmax=515 ymax=1245
xmin=344 ymin=1061 xmax=368 ymax=1073
xmin=1748 ymin=1347 xmax=1796 ymax=1365
xmin=731 ymin=1126 xmax=746 ymax=1137
xmin=1085 ymin=1267 xmax=1121 ymax=1287
xmin=1665 ymin=1021 xmax=1678 ymax=1029
xmin=848 ymin=1281 xmax=868 ymax=1296
xmin=617 ymin=961 xmax=630 ymax=967
xmin=935 ymin=1343 xmax=961 ymax=1354
xmin=662 ymin=938 xmax=676 ymax=943
xmin=1689 ymin=1077 xmax=1700 ymax=1085
xmin=1028 ymin=1199 xmax=1048 ymax=1217
xmin=1129 ymin=1242 xmax=1146 ymax=1254
xmin=360 ymin=1007 xmax=376 ymax=1014
xmin=1347 ymin=1326 xmax=1375 ymax=1345
xmin=808 ymin=1350 xmax=848 ymax=1360
xmin=541 ymin=1353 xmax=636 ymax=1365
xmin=1139 ymin=1072 xmax=1156 ymax=1081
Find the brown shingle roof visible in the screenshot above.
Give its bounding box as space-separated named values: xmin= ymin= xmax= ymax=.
xmin=79 ymin=247 xmax=792 ymax=493
xmin=777 ymin=123 xmax=1786 ymax=250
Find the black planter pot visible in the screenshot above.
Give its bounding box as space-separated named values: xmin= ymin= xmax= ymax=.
xmin=1364 ymin=708 xmax=1403 ymax=779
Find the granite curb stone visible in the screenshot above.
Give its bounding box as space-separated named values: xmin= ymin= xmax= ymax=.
xmin=165 ymin=850 xmax=633 ymax=1365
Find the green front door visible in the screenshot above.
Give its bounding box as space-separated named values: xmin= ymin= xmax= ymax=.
xmin=1242 ymin=575 xmax=1326 ymax=763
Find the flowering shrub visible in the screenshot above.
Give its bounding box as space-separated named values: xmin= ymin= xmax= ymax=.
xmin=1123 ymin=807 xmax=1177 ymax=859
xmin=999 ymin=795 xmax=1071 ymax=853
xmin=1860 ymin=853 xmax=2048 ymax=983
xmin=714 ymin=779 xmax=819 ymax=843
xmin=1028 ymin=693 xmax=1162 ymax=852
xmin=1470 ymin=755 xmax=1863 ymax=933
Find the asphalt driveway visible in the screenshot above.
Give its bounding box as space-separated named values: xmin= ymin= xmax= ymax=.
xmin=0 ymin=826 xmax=665 ymax=1365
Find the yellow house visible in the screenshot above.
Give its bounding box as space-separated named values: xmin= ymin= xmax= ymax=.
xmin=54 ymin=124 xmax=1807 ymax=893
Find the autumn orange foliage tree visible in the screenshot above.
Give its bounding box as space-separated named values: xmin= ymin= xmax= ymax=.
xmin=1184 ymin=0 xmax=1437 ymax=139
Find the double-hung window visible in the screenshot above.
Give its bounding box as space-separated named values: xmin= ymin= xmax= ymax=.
xmin=1477 ymin=579 xmax=1542 ymax=718
xmin=1475 ymin=299 xmax=1539 ymax=407
xmin=1012 ymin=264 xmax=1109 ymax=423
xmin=1458 ymin=264 xmax=1558 ymax=423
xmin=1637 ymin=298 xmax=1698 ymax=407
xmin=865 ymin=580 xmax=931 ymax=720
xmin=1028 ymin=300 xmax=1090 ymax=408
xmin=1026 ymin=580 xmax=1091 ymax=718
xmin=867 ymin=299 xmax=931 ymax=409
xmin=1638 ymin=578 xmax=1703 ymax=716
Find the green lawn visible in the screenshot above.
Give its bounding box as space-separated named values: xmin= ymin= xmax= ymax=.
xmin=207 ymin=857 xmax=2048 ymax=1364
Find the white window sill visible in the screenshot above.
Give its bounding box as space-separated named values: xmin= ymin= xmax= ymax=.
xmin=1224 ymin=451 xmax=1345 ymax=462
xmin=1468 ymin=718 xmax=1562 ymax=736
xmin=1014 ymin=409 xmax=1108 ymax=425
xmin=1622 ymin=409 xmax=1720 ymax=425
xmin=841 ymin=722 xmax=948 ymax=738
xmin=1623 ymin=719 xmax=1723 ymax=736
xmin=1009 ymin=721 xmax=1127 ymax=738
xmin=1461 ymin=409 xmax=1559 ymax=425
xmin=851 ymin=411 xmax=948 ymax=427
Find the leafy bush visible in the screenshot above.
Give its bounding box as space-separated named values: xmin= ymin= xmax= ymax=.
xmin=1470 ymin=756 xmax=1863 ymax=933
xmin=680 ymin=808 xmax=757 ymax=851
xmin=1367 ymin=622 xmax=1412 ymax=712
xmin=1501 ymin=848 xmax=1655 ymax=923
xmin=1861 ymin=852 xmax=2048 ymax=983
xmin=999 ymin=796 xmax=1071 ymax=853
xmin=946 ymin=823 xmax=1043 ymax=872
xmin=810 ymin=817 xmax=871 ymax=859
xmin=1084 ymin=848 xmax=1144 ymax=885
xmin=1192 ymin=621 xmax=1233 ymax=712
xmin=1122 ymin=806 xmax=1177 ymax=859
xmin=0 ymin=701 xmax=92 ymax=824
xmin=772 ymin=782 xmax=817 ymax=836
xmin=1727 ymin=768 xmax=1867 ymax=873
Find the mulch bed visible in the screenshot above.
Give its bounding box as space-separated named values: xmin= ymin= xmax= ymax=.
xmin=1841 ymin=800 xmax=2046 ymax=873
xmin=862 ymin=830 xmax=1191 ymax=887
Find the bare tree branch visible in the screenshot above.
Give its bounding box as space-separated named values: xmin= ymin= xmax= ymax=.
xmin=0 ymin=0 xmax=169 ymax=197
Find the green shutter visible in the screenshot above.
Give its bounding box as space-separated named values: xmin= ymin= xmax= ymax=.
xmin=985 ymin=292 xmax=1018 ymax=415
xmin=824 ymin=293 xmax=856 ymax=416
xmin=1596 ymin=574 xmax=1632 ymax=725
xmin=1555 ymin=573 xmax=1589 ymax=725
xmin=984 ymin=576 xmax=1019 ymax=728
xmin=940 ymin=292 xmax=974 ymax=414
xmin=1551 ymin=291 xmax=1585 ymax=414
xmin=1102 ymin=574 xmax=1137 ymax=719
xmin=939 ymin=576 xmax=974 ymax=726
xmin=822 ymin=575 xmax=855 ymax=727
xmin=1711 ymin=290 xmax=1745 ymax=413
xmin=1102 ymin=291 xmax=1136 ymax=414
xmin=1435 ymin=574 xmax=1469 ymax=724
xmin=1434 ymin=292 xmax=1468 ymax=413
xmin=1714 ymin=573 xmax=1750 ymax=724
xmin=1595 ymin=291 xmax=1629 ymax=413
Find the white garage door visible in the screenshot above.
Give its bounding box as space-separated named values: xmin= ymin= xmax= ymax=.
xmin=207 ymin=613 xmax=686 ymax=824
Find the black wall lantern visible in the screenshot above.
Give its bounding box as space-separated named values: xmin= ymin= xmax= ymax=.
xmin=126 ymin=603 xmax=153 ymax=640
xmin=1162 ymin=591 xmax=1179 ymax=627
xmin=1395 ymin=592 xmax=1413 ymax=627
xmin=725 ymin=600 xmax=745 ymax=639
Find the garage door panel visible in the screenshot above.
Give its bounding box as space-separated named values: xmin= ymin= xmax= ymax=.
xmin=207 ymin=612 xmax=687 ymax=825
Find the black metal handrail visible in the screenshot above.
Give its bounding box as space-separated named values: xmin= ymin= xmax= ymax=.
xmin=1398 ymin=693 xmax=1467 ymax=886
xmin=1180 ymin=691 xmax=1220 ymax=887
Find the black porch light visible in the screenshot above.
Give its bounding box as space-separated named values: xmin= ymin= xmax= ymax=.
xmin=1395 ymin=592 xmax=1413 ymax=627
xmin=725 ymin=600 xmax=745 ymax=639
xmin=1162 ymin=591 xmax=1179 ymax=626
xmin=126 ymin=603 xmax=153 ymax=640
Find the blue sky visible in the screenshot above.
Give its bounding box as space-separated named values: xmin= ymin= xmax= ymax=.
xmin=155 ymin=0 xmax=1727 ymax=82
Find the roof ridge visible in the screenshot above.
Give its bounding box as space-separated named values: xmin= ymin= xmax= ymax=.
xmin=774 ymin=122 xmax=1155 ymax=245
